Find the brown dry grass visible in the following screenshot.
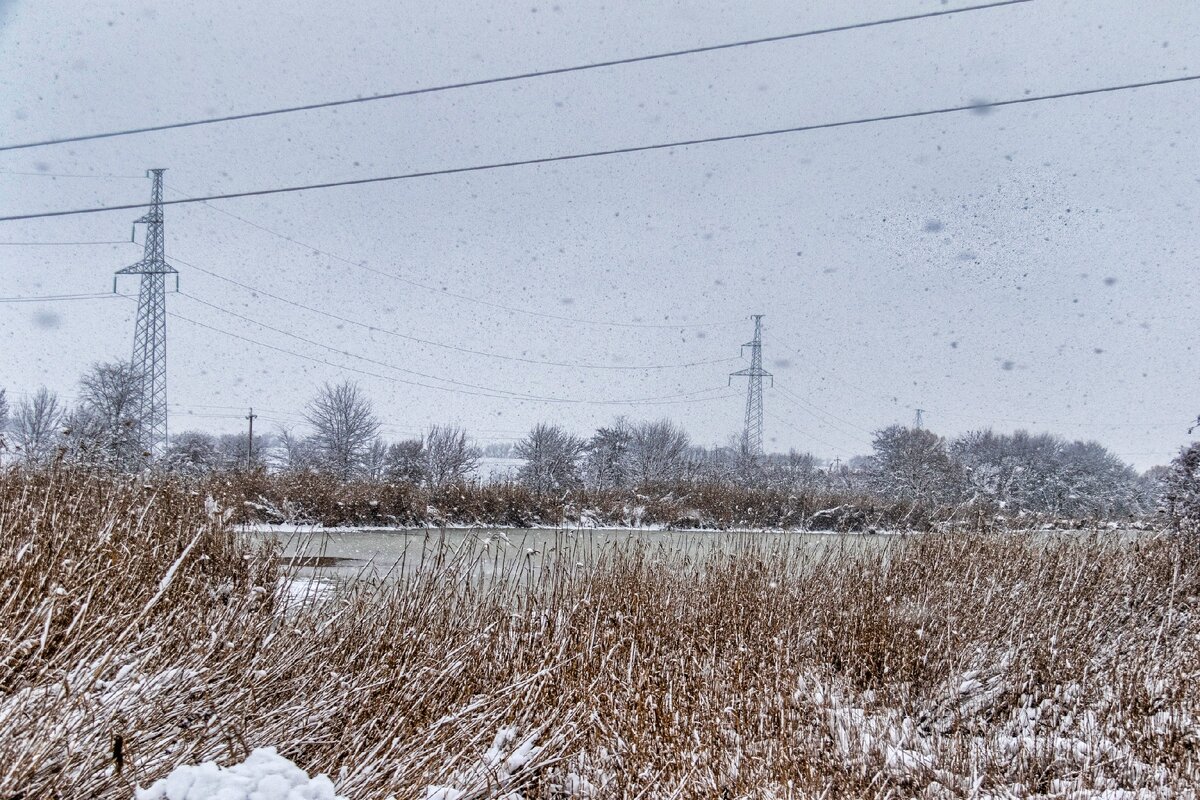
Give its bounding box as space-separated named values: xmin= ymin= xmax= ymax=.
xmin=1 ymin=467 xmax=1197 ymax=798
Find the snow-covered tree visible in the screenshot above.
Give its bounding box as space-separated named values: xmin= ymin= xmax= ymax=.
xmin=12 ymin=388 xmax=63 ymax=466
xmin=515 ymin=424 xmax=586 ymax=493
xmin=1055 ymin=439 xmax=1142 ymax=517
xmin=215 ymin=432 xmax=270 ymax=471
xmin=67 ymin=361 xmax=145 ymax=469
xmin=304 ymin=381 xmax=380 ymax=481
xmin=585 ymin=419 xmax=634 ymax=489
xmin=1163 ymin=442 xmax=1200 ymax=533
xmin=951 ymin=429 xmax=1141 ymax=517
xmin=953 ymin=430 xmax=1066 ymax=511
xmin=361 ymin=437 xmax=389 ymax=481
xmin=163 ymin=431 xmax=220 ymax=476
xmin=275 ymin=426 xmax=319 ymax=473
xmin=768 ymin=450 xmax=822 ymax=490
xmin=424 ymin=425 xmax=480 ymax=489
xmin=627 ymin=419 xmax=690 ymax=486
xmin=867 ymin=425 xmax=956 ymax=504
xmin=385 ymin=439 xmax=427 ymax=485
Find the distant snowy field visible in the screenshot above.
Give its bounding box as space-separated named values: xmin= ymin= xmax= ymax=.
xmin=475 ymin=456 xmax=522 ymax=483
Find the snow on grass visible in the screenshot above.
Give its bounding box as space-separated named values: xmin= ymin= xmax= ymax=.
xmin=424 ymin=726 xmax=542 ymax=800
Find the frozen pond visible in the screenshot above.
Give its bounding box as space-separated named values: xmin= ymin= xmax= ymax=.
xmin=249 ymin=526 xmax=891 ymax=583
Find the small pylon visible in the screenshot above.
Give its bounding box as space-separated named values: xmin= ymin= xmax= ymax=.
xmin=115 ymin=169 xmax=178 ymax=458
xmin=729 ymin=314 xmax=772 ymax=456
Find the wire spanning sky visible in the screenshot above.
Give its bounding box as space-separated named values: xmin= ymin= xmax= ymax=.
xmin=0 ymin=0 xmax=1197 ymax=468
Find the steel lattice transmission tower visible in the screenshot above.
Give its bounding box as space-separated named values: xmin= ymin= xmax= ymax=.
xmin=114 ymin=169 xmax=178 ymax=458
xmin=729 ymin=314 xmax=772 ymax=456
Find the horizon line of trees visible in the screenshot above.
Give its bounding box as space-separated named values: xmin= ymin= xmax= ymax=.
xmin=1 ymin=371 xmax=1193 ymax=520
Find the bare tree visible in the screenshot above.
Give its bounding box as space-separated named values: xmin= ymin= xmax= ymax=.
xmin=385 ymin=439 xmax=427 ymax=484
xmin=515 ymin=423 xmax=587 ymax=493
xmin=215 ymin=432 xmax=270 ymax=471
xmin=12 ymin=388 xmax=63 ymax=465
xmin=628 ymin=418 xmax=690 ymax=486
xmin=304 ymin=381 xmax=380 ymax=481
xmin=361 ymin=437 xmax=389 ymax=481
xmin=73 ymin=361 xmax=145 ymax=468
xmin=424 ymin=425 xmax=480 ymax=489
xmin=768 ymin=449 xmax=822 ymax=490
xmin=275 ymin=426 xmax=319 ymax=473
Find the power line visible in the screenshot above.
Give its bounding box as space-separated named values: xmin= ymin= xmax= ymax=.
xmin=0 ymin=240 xmax=128 ymax=246
xmin=0 ymin=170 xmax=145 ymax=179
xmin=181 ymin=192 xmax=743 ymax=330
xmin=5 ymin=72 xmax=1196 ymax=224
xmin=764 ymin=409 xmax=846 ymax=454
xmin=770 ymin=330 xmax=921 ymax=411
xmin=171 ymin=401 xmax=303 ymax=418
xmin=169 ymin=406 xmax=522 ymax=437
xmin=169 ymin=249 xmax=735 ymax=368
xmin=775 ymin=383 xmax=873 ymax=437
xmin=0 ymin=291 xmax=121 ymax=303
xmin=774 ymin=384 xmax=874 ymax=445
xmin=165 ymin=294 xmax=737 ymax=407
xmin=176 ymin=289 xmax=583 ymax=401
xmin=0 ymin=0 xmax=1033 ymax=153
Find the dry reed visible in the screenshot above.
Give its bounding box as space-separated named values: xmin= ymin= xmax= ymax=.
xmin=0 ymin=467 xmax=1196 ymax=798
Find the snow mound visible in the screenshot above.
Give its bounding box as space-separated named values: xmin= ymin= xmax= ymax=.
xmin=136 ymin=747 xmax=345 ymax=800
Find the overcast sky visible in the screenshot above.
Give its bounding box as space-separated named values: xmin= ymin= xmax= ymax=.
xmin=1 ymin=0 xmax=1197 ymax=468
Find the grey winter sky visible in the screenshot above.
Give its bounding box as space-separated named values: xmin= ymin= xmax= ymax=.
xmin=1 ymin=0 xmax=1197 ymax=468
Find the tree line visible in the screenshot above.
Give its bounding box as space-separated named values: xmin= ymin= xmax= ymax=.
xmin=0 ymin=371 xmax=1188 ymax=521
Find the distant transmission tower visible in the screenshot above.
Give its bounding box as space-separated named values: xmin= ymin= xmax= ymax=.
xmin=114 ymin=169 xmax=178 ymax=458
xmin=729 ymin=314 xmax=772 ymax=456
xmin=914 ymin=408 xmax=925 ymax=429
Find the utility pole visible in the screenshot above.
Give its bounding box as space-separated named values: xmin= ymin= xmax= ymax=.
xmin=246 ymin=407 xmax=258 ymax=470
xmin=914 ymin=408 xmax=925 ymax=429
xmin=114 ymin=169 xmax=178 ymax=458
xmin=729 ymin=314 xmax=773 ymax=457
